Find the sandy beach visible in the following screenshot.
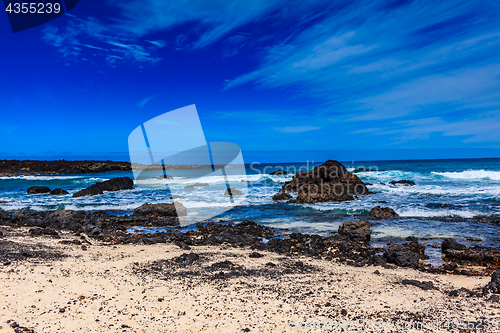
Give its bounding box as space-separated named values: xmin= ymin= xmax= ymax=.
xmin=1 ymin=226 xmax=499 ymax=333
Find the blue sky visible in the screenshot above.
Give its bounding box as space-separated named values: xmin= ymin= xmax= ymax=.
xmin=1 ymin=0 xmax=500 ymax=162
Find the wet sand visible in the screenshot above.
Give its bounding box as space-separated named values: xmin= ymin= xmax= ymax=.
xmin=0 ymin=226 xmax=499 ymax=333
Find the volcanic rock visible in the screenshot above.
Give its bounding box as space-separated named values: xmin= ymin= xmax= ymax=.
xmin=443 ymin=245 xmax=500 ymax=267
xmin=184 ymin=183 xmax=209 ymax=189
xmin=224 ymin=188 xmax=243 ymax=196
xmin=384 ymin=245 xmax=420 ymax=268
xmin=278 ymin=160 xmax=371 ymax=203
xmin=484 ymin=271 xmax=500 ymax=294
xmin=50 ymin=188 xmax=69 ymax=195
xmin=369 ymin=206 xmax=399 ymax=219
xmin=151 ymin=175 xmax=173 ymax=180
xmin=27 ymin=186 xmax=51 ymax=194
xmin=134 ymin=202 xmax=187 ymax=217
xmin=272 ymin=192 xmax=292 ymax=201
xmin=73 ymin=177 xmax=134 ymax=197
xmin=442 ymin=238 xmax=466 ymax=251
xmin=402 ymin=279 xmax=435 ymax=290
xmin=389 ymin=180 xmax=416 ymax=186
xmin=337 ymin=220 xmax=372 ymax=242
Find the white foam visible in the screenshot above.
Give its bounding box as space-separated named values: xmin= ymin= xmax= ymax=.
xmin=432 ymin=169 xmax=500 ymax=181
xmin=369 ymin=183 xmax=500 ymax=196
xmin=398 ymin=208 xmax=479 ymax=219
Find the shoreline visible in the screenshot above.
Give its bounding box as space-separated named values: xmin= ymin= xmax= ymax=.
xmin=0 ymin=208 xmax=499 ymax=275
xmin=0 ymin=160 xmax=223 ymax=177
xmin=0 ymin=226 xmax=499 ymax=332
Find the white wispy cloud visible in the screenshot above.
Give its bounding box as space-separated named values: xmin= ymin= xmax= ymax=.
xmin=0 ymin=125 xmax=19 ymax=133
xmin=137 ymin=95 xmax=161 ymax=108
xmin=42 ymin=15 xmax=165 ymax=66
xmin=275 ymin=126 xmax=320 ymax=133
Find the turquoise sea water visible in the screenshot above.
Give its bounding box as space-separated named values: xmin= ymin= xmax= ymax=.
xmin=1 ymin=158 xmax=500 ymax=253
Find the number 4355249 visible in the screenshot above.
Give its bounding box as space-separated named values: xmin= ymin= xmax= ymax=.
xmin=6 ymin=3 xmax=61 ymax=14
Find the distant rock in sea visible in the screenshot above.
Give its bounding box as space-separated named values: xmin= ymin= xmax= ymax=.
xmin=184 ymin=183 xmax=209 ymax=189
xmin=369 ymin=206 xmax=399 ymax=219
xmin=224 ymin=188 xmax=243 ymax=196
xmin=50 ymin=188 xmax=69 ymax=195
xmin=151 ymin=175 xmax=173 ymax=180
xmin=27 ymin=186 xmax=51 ymax=194
xmin=389 ymin=180 xmax=416 ymax=186
xmin=73 ymin=177 xmax=134 ymax=197
xmin=275 ymin=160 xmax=372 ymax=203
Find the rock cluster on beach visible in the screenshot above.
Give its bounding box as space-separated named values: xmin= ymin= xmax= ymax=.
xmin=0 ymin=208 xmax=424 ymax=269
xmin=273 ymin=160 xmax=372 ymax=203
xmin=2 ymin=206 xmax=500 ymax=274
xmin=73 ymin=177 xmax=134 ymax=197
xmin=442 ymin=238 xmax=500 ymax=267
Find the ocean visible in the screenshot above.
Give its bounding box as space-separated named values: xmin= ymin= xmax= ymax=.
xmin=1 ymin=158 xmax=500 ymax=264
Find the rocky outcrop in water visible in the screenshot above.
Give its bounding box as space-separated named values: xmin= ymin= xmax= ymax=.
xmin=389 ymin=180 xmax=416 ymax=186
xmin=73 ymin=177 xmax=134 ymax=197
xmin=369 ymin=206 xmax=399 ymax=219
xmin=184 ymin=183 xmax=209 ymax=189
xmin=277 ymin=160 xmax=372 ymax=204
xmin=442 ymin=238 xmax=466 ymax=251
xmin=224 ymin=188 xmax=243 ymax=196
xmin=50 ymin=188 xmax=69 ymax=195
xmin=27 ymin=186 xmax=51 ymax=194
xmin=272 ymin=192 xmax=292 ymax=201
xmin=134 ymin=202 xmax=187 ymax=217
xmin=151 ymin=175 xmax=173 ymax=180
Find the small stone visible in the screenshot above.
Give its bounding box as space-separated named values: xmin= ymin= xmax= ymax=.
xmin=59 ymin=307 xmax=66 ymax=313
xmin=341 ymin=309 xmax=347 ymax=316
xmin=81 ymin=245 xmax=88 ymax=251
xmin=490 ymin=295 xmax=500 ymax=302
xmin=176 ymin=242 xmax=191 ymax=250
xmin=374 ymin=270 xmax=380 ymax=275
xmin=249 ymin=252 xmax=263 ymax=258
xmin=158 ymin=297 xmax=164 ymax=302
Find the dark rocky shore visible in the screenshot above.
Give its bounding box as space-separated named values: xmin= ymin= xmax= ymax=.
xmin=0 ymin=160 xmax=223 ymax=176
xmin=1 ymin=206 xmax=499 ymax=278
